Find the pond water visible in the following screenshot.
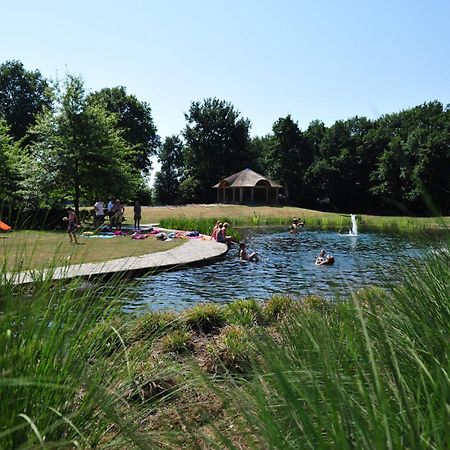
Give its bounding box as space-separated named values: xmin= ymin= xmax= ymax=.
xmin=122 ymin=229 xmax=434 ymax=312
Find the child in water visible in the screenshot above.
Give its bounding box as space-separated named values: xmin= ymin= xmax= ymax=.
xmin=238 ymin=242 xmax=259 ymax=262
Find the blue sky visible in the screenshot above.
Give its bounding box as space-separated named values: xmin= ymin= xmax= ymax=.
xmin=1 ymin=0 xmax=449 ymax=139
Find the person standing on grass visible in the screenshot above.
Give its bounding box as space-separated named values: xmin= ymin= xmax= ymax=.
xmin=133 ymin=200 xmax=142 ymax=230
xmin=107 ymin=198 xmax=115 ymax=226
xmin=112 ymin=199 xmax=124 ymax=230
xmin=93 ymin=198 xmax=104 ymax=228
xmin=63 ymin=208 xmax=79 ymax=244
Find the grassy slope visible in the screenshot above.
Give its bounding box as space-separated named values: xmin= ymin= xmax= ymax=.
xmin=125 ymin=204 xmax=450 ymax=230
xmin=0 ymin=230 xmax=182 ymax=271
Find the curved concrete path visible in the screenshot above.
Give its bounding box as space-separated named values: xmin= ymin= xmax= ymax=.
xmin=7 ymin=239 xmax=228 ymax=285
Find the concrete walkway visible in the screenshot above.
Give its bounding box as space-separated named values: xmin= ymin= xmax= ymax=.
xmin=7 ymin=239 xmax=228 ymax=285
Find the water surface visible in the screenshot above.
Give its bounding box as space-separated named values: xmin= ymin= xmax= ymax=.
xmin=123 ymin=229 xmax=431 ymax=312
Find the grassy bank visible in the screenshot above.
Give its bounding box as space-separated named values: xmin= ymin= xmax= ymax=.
xmin=1 ymin=245 xmax=449 ymax=448
xmin=125 ymin=204 xmax=450 ymax=234
xmin=0 ymin=230 xmax=182 ymax=271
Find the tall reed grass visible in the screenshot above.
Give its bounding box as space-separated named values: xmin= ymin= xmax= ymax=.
xmin=159 ymin=214 xmax=447 ymax=236
xmin=0 ymin=268 xmax=164 ymax=449
xmin=209 ymin=247 xmax=450 ymax=449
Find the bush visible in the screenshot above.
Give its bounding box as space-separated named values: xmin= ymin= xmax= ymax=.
xmin=184 ymin=304 xmax=227 ymax=334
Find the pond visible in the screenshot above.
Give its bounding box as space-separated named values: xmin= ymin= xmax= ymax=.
xmin=122 ymin=228 xmax=436 ymax=312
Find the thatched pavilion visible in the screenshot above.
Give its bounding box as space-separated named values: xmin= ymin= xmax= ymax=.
xmin=212 ymin=168 xmax=282 ymax=204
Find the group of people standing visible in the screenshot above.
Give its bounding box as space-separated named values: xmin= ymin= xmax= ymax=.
xmin=93 ymin=198 xmax=142 ymax=230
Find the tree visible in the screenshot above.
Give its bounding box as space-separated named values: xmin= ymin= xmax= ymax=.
xmin=0 ymin=60 xmax=53 ymax=142
xmin=25 ymin=75 xmax=140 ymax=216
xmin=87 ymin=86 xmax=160 ymax=173
xmin=153 ymin=135 xmax=184 ymax=204
xmin=264 ymin=115 xmax=311 ymax=205
xmin=0 ymin=120 xmax=22 ymax=202
xmin=370 ymin=101 xmax=450 ymax=214
xmin=182 ymin=98 xmax=253 ymax=202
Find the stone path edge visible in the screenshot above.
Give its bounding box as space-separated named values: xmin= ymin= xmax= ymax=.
xmin=7 ymin=240 xmax=228 ymax=285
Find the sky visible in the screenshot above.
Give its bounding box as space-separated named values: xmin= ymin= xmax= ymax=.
xmin=1 ymin=0 xmax=450 ymax=140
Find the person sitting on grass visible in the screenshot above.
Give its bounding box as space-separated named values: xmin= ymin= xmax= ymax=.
xmin=238 ymin=242 xmax=259 ymax=262
xmin=63 ymin=208 xmax=79 ymax=244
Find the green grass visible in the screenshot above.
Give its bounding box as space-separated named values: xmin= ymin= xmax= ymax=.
xmin=128 ymin=204 xmax=450 ymax=234
xmin=1 ymin=233 xmax=448 ymax=448
xmin=209 ymin=249 xmax=450 ymax=449
xmin=0 ymin=229 xmax=182 ymax=271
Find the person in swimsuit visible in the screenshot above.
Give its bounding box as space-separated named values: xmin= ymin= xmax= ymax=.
xmin=133 ymin=200 xmax=142 ymax=230
xmin=238 ymin=242 xmax=259 ymax=262
xmin=64 ymin=208 xmax=79 ymax=244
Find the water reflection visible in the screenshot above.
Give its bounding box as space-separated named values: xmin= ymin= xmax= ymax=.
xmin=122 ymin=230 xmax=429 ymax=312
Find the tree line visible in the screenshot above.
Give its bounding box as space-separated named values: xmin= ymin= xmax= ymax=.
xmin=1 ymin=60 xmax=449 ymax=218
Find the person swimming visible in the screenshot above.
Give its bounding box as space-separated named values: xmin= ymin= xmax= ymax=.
xmin=315 ymin=249 xmax=334 ymax=265
xmin=238 ymin=242 xmax=259 ymax=262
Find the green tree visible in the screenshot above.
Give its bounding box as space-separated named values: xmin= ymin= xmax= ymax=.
xmin=182 ymin=98 xmax=252 ymax=202
xmin=264 ymin=115 xmax=311 ymax=205
xmin=0 ymin=60 xmax=53 ymax=142
xmin=370 ymin=101 xmax=450 ymax=214
xmin=24 ymin=75 xmax=140 ymax=216
xmin=0 ymin=120 xmax=22 ymax=202
xmin=153 ymin=135 xmax=184 ymax=204
xmin=87 ymin=86 xmax=160 ymax=173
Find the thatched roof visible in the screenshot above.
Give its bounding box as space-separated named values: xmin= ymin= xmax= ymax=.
xmin=212 ymin=168 xmax=282 ymax=189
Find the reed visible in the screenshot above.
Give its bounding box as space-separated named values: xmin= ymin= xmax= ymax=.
xmin=208 ymin=247 xmax=450 ymax=449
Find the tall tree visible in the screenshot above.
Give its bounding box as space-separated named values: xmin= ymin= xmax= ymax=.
xmin=0 ymin=60 xmax=53 ymax=142
xmin=182 ymin=98 xmax=252 ymax=202
xmin=25 ymin=75 xmax=139 ymax=216
xmin=0 ymin=120 xmax=22 ymax=202
xmin=87 ymin=86 xmax=160 ymax=173
xmin=264 ymin=115 xmax=311 ymax=205
xmin=153 ymin=135 xmax=184 ymax=204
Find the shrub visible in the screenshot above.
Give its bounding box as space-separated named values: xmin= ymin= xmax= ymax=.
xmin=184 ymin=304 xmax=227 ymax=334
xmin=226 ymin=299 xmax=263 ymax=327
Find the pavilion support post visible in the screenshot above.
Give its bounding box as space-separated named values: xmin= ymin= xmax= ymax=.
xmin=275 ymin=188 xmax=279 ymax=204
xmin=266 ymin=188 xmax=269 ymax=203
xmin=251 ymin=187 xmax=254 ymax=203
xmin=233 ymin=188 xmax=235 ymax=203
xmin=217 ymin=189 xmax=219 ymax=203
xmin=239 ymin=188 xmax=243 ymax=204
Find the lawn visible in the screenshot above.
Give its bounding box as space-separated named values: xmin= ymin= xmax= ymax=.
xmin=0 ymin=230 xmax=182 ymax=271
